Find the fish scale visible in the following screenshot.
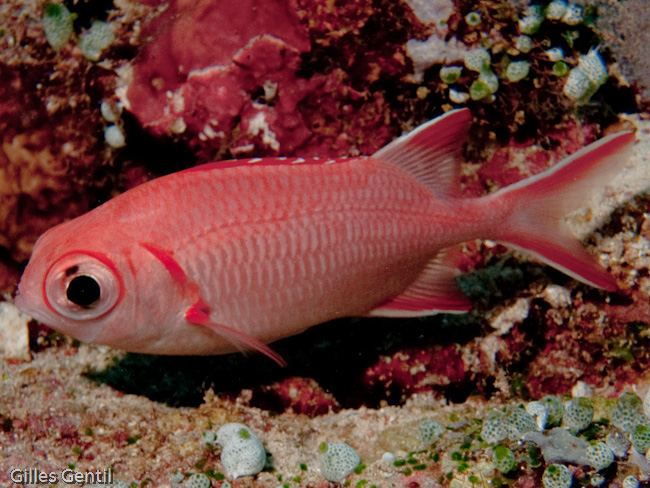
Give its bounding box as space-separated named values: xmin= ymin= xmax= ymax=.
xmin=192 ymin=207 xmax=426 ymax=340
xmin=197 ymin=179 xmax=440 ymax=330
xmin=15 ymin=109 xmax=636 ymax=361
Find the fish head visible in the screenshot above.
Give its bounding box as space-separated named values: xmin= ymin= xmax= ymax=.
xmin=14 ymin=218 xmax=142 ymax=347
xmin=15 ymin=212 xmax=235 ymax=356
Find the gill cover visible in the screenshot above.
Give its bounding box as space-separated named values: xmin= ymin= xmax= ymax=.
xmin=43 ymin=251 xmax=124 ymax=320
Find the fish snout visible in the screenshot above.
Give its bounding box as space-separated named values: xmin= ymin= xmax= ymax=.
xmin=13 ymin=278 xmax=46 ymax=325
xmin=13 ymin=285 xmax=34 ymax=319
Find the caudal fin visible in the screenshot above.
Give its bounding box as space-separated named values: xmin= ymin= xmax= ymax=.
xmin=492 ymin=130 xmax=636 ymax=291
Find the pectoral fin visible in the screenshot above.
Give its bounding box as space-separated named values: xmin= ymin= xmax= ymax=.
xmin=140 ymin=242 xmax=286 ymax=366
xmin=185 ymin=299 xmax=286 ymax=367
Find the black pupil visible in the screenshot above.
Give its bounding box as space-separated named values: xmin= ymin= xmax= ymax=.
xmin=66 ymin=275 xmax=101 ymax=308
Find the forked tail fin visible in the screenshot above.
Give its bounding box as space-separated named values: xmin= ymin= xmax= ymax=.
xmin=491 ymin=130 xmax=636 ymax=291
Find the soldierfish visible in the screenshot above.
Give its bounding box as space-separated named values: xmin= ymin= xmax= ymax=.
xmin=14 ymin=109 xmax=635 ymax=365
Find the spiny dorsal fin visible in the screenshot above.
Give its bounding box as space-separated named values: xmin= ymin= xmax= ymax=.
xmin=366 ymin=247 xmax=472 ymax=317
xmin=372 ymin=108 xmax=471 ymax=198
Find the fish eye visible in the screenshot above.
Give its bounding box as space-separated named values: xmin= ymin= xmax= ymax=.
xmin=66 ymin=275 xmax=101 ymax=308
xmin=44 ymin=252 xmax=123 ymax=320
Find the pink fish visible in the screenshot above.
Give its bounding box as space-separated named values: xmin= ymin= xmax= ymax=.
xmin=14 ymin=109 xmax=634 ymax=365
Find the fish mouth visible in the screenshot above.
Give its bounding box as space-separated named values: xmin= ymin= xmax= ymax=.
xmin=13 ymin=288 xmax=46 ymax=325
xmin=13 ymin=290 xmax=28 ymax=315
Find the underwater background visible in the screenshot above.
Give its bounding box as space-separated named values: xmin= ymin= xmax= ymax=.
xmin=1 ymin=0 xmax=650 ymax=486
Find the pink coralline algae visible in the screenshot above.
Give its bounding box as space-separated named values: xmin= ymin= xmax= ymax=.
xmin=250 ymin=376 xmax=340 ymax=416
xmin=525 ymin=284 xmax=650 ymax=399
xmin=363 ymin=345 xmax=468 ymax=400
xmin=121 ymin=0 xmax=410 ymax=160
xmin=124 ymin=0 xmax=308 ymax=148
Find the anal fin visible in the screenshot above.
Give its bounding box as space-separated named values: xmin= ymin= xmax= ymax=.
xmin=367 ymin=247 xmax=471 ymax=317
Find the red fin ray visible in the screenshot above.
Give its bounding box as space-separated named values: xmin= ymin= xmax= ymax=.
xmin=503 ymin=231 xmax=618 ymax=291
xmin=186 ymin=299 xmax=287 ymax=367
xmin=499 ymin=130 xmax=635 ymax=217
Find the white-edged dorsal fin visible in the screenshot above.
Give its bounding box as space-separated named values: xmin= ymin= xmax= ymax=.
xmin=366 ymin=247 xmax=472 ymax=317
xmin=372 ymin=108 xmax=471 ymax=198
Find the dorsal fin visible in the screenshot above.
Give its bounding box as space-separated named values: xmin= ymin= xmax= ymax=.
xmin=366 ymin=247 xmax=472 ymax=317
xmin=372 ymin=108 xmax=471 ymax=198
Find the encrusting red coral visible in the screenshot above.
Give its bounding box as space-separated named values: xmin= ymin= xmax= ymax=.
xmin=124 ymin=0 xmax=309 ymax=141
xmin=363 ymin=345 xmax=468 ymax=401
xmin=121 ymin=0 xmax=418 ymax=160
xmin=250 ymin=376 xmax=340 ymax=416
